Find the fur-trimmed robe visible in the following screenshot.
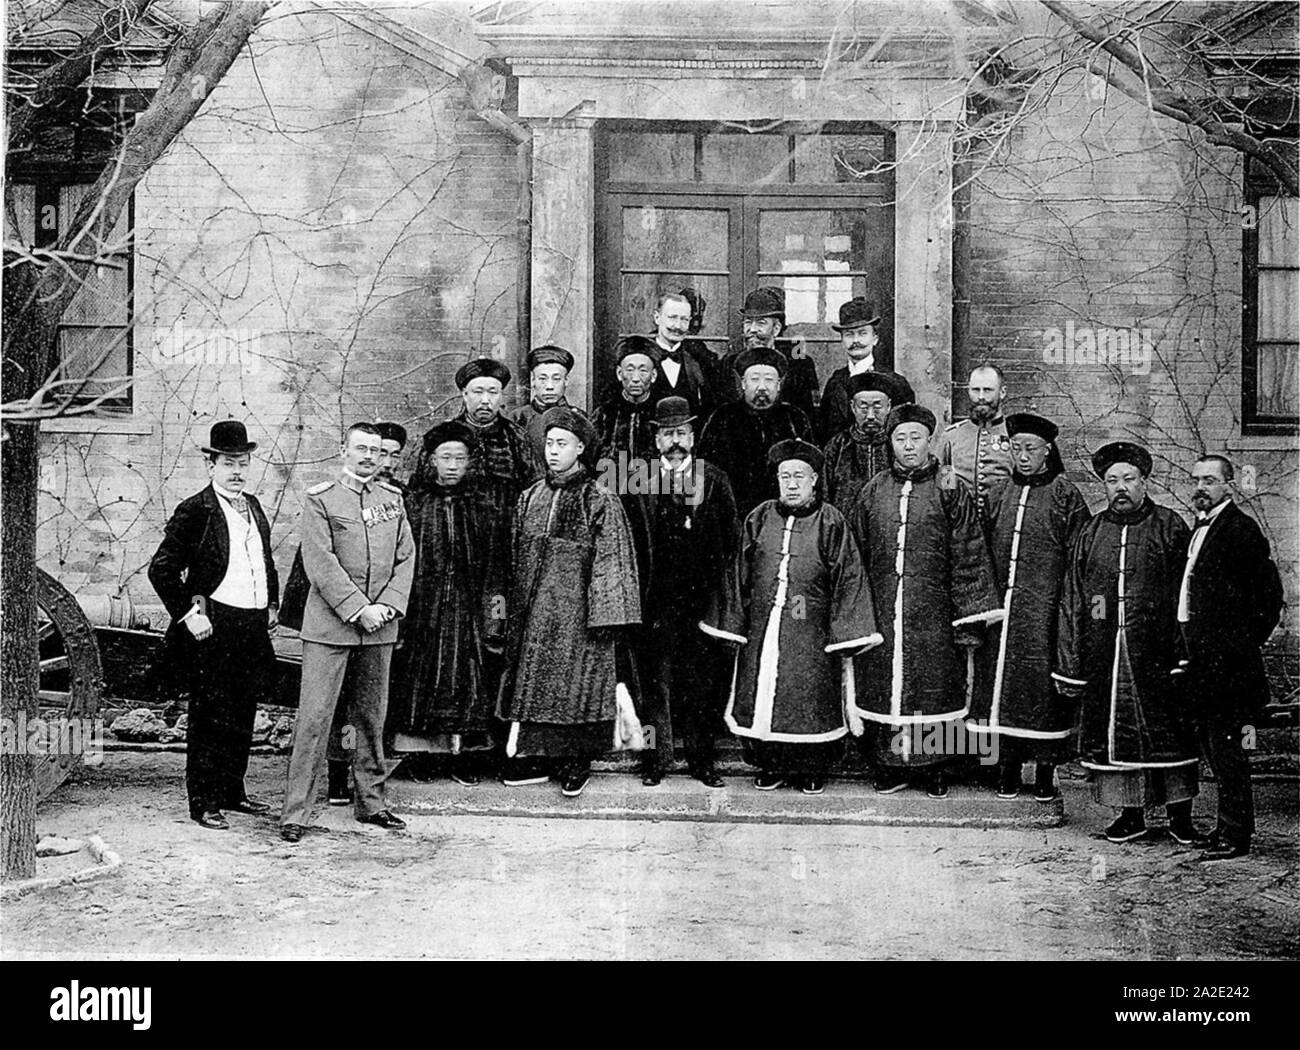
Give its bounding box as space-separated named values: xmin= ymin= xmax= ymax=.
xmin=848 ymin=457 xmax=1004 ymax=733
xmin=1055 ymin=498 xmax=1197 ymax=770
xmin=823 ymin=424 xmax=892 ymax=512
xmin=967 ymin=467 xmax=1090 ymax=748
xmin=701 ymin=498 xmax=880 ymax=743
xmin=497 ymin=464 xmax=641 ymax=756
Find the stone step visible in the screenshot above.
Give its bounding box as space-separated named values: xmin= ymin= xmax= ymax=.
xmin=386 ymin=773 xmax=1065 ymax=829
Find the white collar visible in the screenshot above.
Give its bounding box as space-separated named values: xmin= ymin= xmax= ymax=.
xmin=847 ymin=355 xmax=874 ymax=375
xmin=660 ymin=454 xmax=694 ymax=475
xmin=1197 ymin=497 xmax=1232 ymax=523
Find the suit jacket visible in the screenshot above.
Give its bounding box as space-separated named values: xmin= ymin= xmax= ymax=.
xmin=1182 ymin=500 xmax=1283 ymax=714
xmin=148 ymin=485 xmax=279 ymax=660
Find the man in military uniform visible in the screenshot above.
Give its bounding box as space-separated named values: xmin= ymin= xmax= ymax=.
xmin=720 ymin=287 xmax=819 ymax=421
xmin=938 ymin=364 xmax=1012 ymax=511
xmin=280 ymin=422 xmax=415 ymax=843
xmin=510 ymin=345 xmax=577 ymax=467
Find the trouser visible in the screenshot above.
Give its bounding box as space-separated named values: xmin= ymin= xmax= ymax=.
xmin=1197 ymin=708 xmax=1255 ymax=848
xmin=638 ymin=626 xmax=725 ymax=773
xmin=746 ymin=738 xmax=843 ymax=777
xmin=187 ymin=602 xmax=273 ymax=817
xmin=281 ymin=642 xmax=394 ymax=826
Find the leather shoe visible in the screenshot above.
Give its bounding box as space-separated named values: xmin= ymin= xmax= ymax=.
xmin=357 ymin=810 xmax=406 ymax=830
xmin=1190 ymin=834 xmax=1220 ymax=851
xmin=694 ymin=768 xmax=725 ymax=789
xmin=641 ymin=769 xmax=662 ymax=787
xmin=1198 ymin=843 xmax=1250 ymax=862
xmin=194 ymin=810 xmax=229 ymax=830
xmin=280 ymin=823 xmax=306 ymax=843
xmin=226 ymin=797 xmax=271 ymax=816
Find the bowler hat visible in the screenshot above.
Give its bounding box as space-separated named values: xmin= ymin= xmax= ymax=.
xmin=739 ymin=286 xmax=785 ymax=321
xmin=651 ymin=396 xmax=695 ymax=429
xmin=1092 ymin=440 xmax=1152 ymax=479
xmin=831 ymin=297 xmax=881 ymax=332
xmin=201 ymin=419 xmax=257 ymax=456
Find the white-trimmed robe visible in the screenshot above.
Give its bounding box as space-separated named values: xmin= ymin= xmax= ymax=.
xmin=848 ymin=459 xmax=1004 ymax=731
xmin=701 ymin=499 xmax=880 ymax=743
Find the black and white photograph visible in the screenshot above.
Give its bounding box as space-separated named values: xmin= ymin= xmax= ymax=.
xmin=1 ymin=0 xmax=1297 ymax=1009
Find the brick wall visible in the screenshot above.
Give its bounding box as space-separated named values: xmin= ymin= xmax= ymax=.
xmin=37 ymin=7 xmax=522 ymax=597
xmin=960 ymin=68 xmax=1299 ymax=638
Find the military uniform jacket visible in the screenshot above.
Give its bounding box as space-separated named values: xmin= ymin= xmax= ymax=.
xmin=298 ymin=472 xmax=415 ymax=646
xmin=939 ymin=417 xmax=1011 ymax=510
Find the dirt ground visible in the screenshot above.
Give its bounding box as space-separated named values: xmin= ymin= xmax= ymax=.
xmin=2 ymin=752 xmax=1297 ymax=960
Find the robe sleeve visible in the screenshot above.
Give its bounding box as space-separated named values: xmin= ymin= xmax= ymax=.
xmin=941 ymin=475 xmax=1004 ymax=642
xmin=819 ymin=509 xmax=882 ymax=653
xmin=1052 ymin=523 xmax=1091 ymax=694
xmin=699 ymin=501 xmax=755 ymax=644
xmin=477 ymin=490 xmax=512 ymax=645
xmin=586 ymin=488 xmax=642 ymax=629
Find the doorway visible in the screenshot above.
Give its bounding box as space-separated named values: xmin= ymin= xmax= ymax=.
xmin=595 ymin=122 xmax=895 ymax=403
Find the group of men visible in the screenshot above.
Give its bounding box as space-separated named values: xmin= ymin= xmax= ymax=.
xmin=149 ymin=285 xmax=1284 ymax=863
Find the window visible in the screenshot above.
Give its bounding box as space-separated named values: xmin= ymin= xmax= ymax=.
xmin=1243 ymin=145 xmax=1299 ymax=435
xmin=5 ymin=181 xmax=134 ymax=412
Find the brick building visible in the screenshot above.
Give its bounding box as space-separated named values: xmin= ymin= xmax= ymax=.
xmin=8 ymin=0 xmax=1298 ymax=655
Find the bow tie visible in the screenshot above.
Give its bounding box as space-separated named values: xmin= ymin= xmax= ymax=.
xmin=1192 ymin=516 xmax=1211 ymax=529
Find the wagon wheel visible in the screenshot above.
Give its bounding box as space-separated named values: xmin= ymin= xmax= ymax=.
xmin=35 ymin=569 xmax=105 ymax=802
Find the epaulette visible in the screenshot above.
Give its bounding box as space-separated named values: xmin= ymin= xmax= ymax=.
xmin=376 ymin=480 xmax=403 ymax=496
xmin=939 ymin=465 xmax=959 ymax=490
xmin=306 ymin=481 xmax=334 ymax=495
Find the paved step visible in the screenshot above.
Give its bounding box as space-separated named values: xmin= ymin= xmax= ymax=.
xmin=387 ymin=773 xmax=1065 ymax=829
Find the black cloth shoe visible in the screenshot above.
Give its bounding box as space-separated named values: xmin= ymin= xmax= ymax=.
xmin=194 ymin=810 xmax=229 ymax=830
xmin=502 ymin=760 xmax=548 ymax=787
xmin=996 ymin=763 xmax=1021 ymax=800
xmin=926 ymin=770 xmax=949 ymax=800
xmin=1034 ymin=763 xmax=1060 ymax=802
xmin=280 ymin=823 xmax=306 ymax=843
xmin=693 ymin=767 xmax=725 ymax=789
xmin=226 ymin=796 xmax=271 ymax=816
xmin=1105 ymin=808 xmax=1147 ymax=843
xmin=1198 ymin=843 xmax=1250 ymax=862
xmin=1190 ymin=833 xmax=1220 ymax=851
xmin=357 ymin=810 xmax=406 ymax=830
xmin=801 ymin=776 xmax=826 ymax=796
xmin=874 ymin=771 xmax=907 ymax=795
xmin=450 ymin=769 xmax=482 ymax=787
xmin=641 ymin=768 xmax=663 ymax=787
xmin=754 ymin=772 xmax=785 ymax=791
xmin=560 ymin=767 xmax=591 ymax=797
xmin=1167 ymin=816 xmax=1204 ymax=846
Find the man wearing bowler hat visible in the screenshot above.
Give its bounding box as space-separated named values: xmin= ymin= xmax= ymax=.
xmin=629 ymin=396 xmax=741 ymax=788
xmin=1055 ymin=440 xmax=1198 ymax=845
xmin=149 ymin=420 xmax=279 ymax=830
xmin=699 ymin=346 xmax=815 ymax=519
xmin=817 ymin=297 xmax=903 ymax=442
xmin=720 ymin=287 xmax=820 ymax=421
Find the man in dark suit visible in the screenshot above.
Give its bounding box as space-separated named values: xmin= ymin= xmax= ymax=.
xmin=148 ymin=420 xmax=279 ymax=830
xmin=1178 ymin=454 xmax=1284 ymax=861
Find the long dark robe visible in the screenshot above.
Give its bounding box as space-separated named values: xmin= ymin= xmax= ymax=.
xmin=627 ymin=458 xmax=740 ymax=767
xmin=698 ymin=401 xmax=815 ymax=519
xmin=967 ymin=468 xmax=1090 ymax=758
xmin=823 ymin=424 xmax=892 ymax=512
xmin=388 ymin=478 xmax=509 ymax=749
xmin=1056 ymin=498 xmax=1197 ymax=771
xmin=848 ymin=457 xmax=1003 ymax=767
xmin=590 ymin=393 xmax=658 ymax=464
xmin=497 ymin=464 xmax=642 ymax=757
xmin=702 ymin=498 xmax=879 ymax=744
